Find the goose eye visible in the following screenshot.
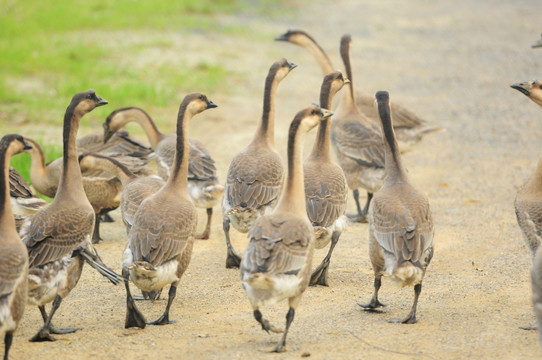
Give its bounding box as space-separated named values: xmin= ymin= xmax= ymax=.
xmin=199 ymin=95 xmax=204 ymax=100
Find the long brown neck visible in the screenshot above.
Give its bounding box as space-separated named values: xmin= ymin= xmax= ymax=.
xmin=376 ymin=92 xmax=408 ymax=185
xmin=26 ymin=139 xmax=48 ymax=180
xmin=275 ymin=117 xmax=308 ymax=215
xmin=340 ymin=35 xmax=356 ymax=108
xmin=166 ymin=101 xmax=191 ymax=194
xmin=308 ymin=78 xmax=337 ymax=161
xmin=299 ymin=33 xmax=334 ymax=75
xmin=58 ymin=105 xmax=87 ymax=200
xmin=117 ymin=107 xmax=164 ymax=148
xmin=0 ymin=146 xmax=15 ymax=231
xmin=251 ymin=67 xmax=280 ymax=148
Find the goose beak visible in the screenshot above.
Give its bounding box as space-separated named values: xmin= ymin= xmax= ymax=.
xmin=103 ymin=125 xmax=114 ymax=144
xmin=95 ymin=95 xmax=109 ymax=107
xmin=206 ymin=99 xmax=218 ymax=109
xmin=275 ymin=31 xmax=290 ymax=42
xmin=320 ymin=108 xmax=333 ymax=120
xmin=532 ymin=35 xmax=542 ymax=49
xmin=287 ymin=60 xmax=298 ymax=71
xmin=510 ymin=82 xmax=531 ymax=96
xmin=22 ymin=139 xmax=32 ymax=150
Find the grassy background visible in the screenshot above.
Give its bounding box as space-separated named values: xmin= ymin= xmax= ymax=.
xmin=1 ymin=0 xmax=290 ymax=183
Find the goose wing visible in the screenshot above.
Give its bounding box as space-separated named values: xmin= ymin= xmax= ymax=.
xmin=225 ymin=149 xmax=284 ymax=209
xmin=304 ymin=163 xmax=347 ymax=227
xmin=331 ymin=119 xmax=385 ymax=168
xmin=188 ymin=138 xmax=218 ymax=181
xmin=0 ymin=245 xmax=27 ymax=299
xmin=129 ymin=196 xmax=197 ymax=267
xmin=242 ymin=215 xmax=312 ymax=275
xmin=23 ymin=206 xmax=95 ymax=267
xmin=371 ymin=191 xmax=433 ymax=267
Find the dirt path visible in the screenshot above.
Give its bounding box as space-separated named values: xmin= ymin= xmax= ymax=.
xmin=9 ymin=0 xmax=542 ymax=359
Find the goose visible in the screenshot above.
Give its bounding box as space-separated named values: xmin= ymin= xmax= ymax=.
xmin=330 ymin=34 xmax=386 ymax=223
xmin=0 ymin=134 xmax=31 ymax=360
xmin=240 ymin=105 xmax=332 ymax=352
xmin=532 ymin=245 xmax=542 ymax=344
xmin=222 ymin=58 xmax=296 ymax=268
xmin=532 ymin=34 xmax=542 ymax=49
xmin=511 ymin=80 xmax=542 ymax=259
xmin=511 ymin=79 xmax=542 ymax=331
xmin=123 ymin=93 xmax=217 ymax=329
xmin=22 ymin=138 xmax=149 ymax=243
xmin=9 ymin=167 xmax=47 ymax=216
xmin=358 ymin=91 xmax=434 ymax=324
xmin=275 ymin=29 xmax=443 ymax=153
xmin=102 ymin=107 xmax=223 ymax=240
xmin=304 ymin=71 xmax=349 ymax=286
xmin=77 ymin=129 xmax=152 ymax=160
xmin=20 ymin=89 xmax=121 ymax=342
xmin=79 ymin=152 xmax=165 ymax=300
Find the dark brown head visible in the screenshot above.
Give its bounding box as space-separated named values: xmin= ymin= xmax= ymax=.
xmin=269 ymin=58 xmax=298 ymax=83
xmin=275 ymin=29 xmax=316 ymax=46
xmin=68 ymin=89 xmax=108 ymax=118
xmin=320 ymin=71 xmax=349 ymax=108
xmin=0 ymin=134 xmax=32 ymax=157
xmin=180 ymin=93 xmax=218 ymax=115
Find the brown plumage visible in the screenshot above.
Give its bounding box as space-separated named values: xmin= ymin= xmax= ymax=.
xmin=20 ymin=90 xmax=121 ymax=342
xmin=358 ymin=91 xmax=434 ymax=324
xmin=122 ymin=93 xmax=217 ymax=329
xmin=222 ymin=58 xmax=296 ymax=269
xmin=0 ymin=134 xmax=30 ymax=360
xmin=275 ymin=29 xmax=443 ymax=152
xmin=102 ymin=106 xmax=223 ymax=240
xmin=331 ymin=34 xmax=386 ymax=223
xmin=241 ymin=105 xmax=331 ymax=352
xmin=304 ymin=71 xmax=349 ymax=286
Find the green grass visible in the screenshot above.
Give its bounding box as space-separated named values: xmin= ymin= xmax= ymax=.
xmin=0 ymin=0 xmax=290 ymax=133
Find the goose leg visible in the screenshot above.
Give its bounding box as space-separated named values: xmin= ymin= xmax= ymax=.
xmin=38 ymin=305 xmax=77 ymax=335
xmin=100 ymin=210 xmax=115 ymax=223
xmin=195 ymin=208 xmax=212 ymax=240
xmin=4 ymin=332 xmax=13 ymax=360
xmin=389 ymin=283 xmax=422 ymax=324
xmin=361 ymin=192 xmax=373 ymax=219
xmin=253 ymin=309 xmax=283 ymax=334
xmin=123 ymin=268 xmax=146 ymax=329
xmin=273 ymin=307 xmax=295 ymax=353
xmin=310 ymin=231 xmax=341 ymax=286
xmin=347 ymin=190 xmax=370 ymax=223
xmin=30 ymin=295 xmax=74 ymax=342
xmin=91 ymin=213 xmax=102 ymax=244
xmin=223 ymin=217 xmax=241 ymax=268
xmin=147 ymin=285 xmax=177 ymax=326
xmin=358 ymin=276 xmax=386 ymax=310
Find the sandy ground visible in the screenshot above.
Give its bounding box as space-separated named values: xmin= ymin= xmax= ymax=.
xmin=7 ymin=0 xmax=542 ymax=359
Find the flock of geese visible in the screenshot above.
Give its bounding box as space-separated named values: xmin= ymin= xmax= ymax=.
xmin=2 ymin=27 xmax=539 ymax=358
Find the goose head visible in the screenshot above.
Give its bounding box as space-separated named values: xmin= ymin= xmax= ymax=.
xmin=275 ymin=29 xmax=313 ymax=47
xmin=1 ymin=134 xmax=32 ymax=156
xmin=71 ymin=89 xmax=108 ymax=118
xmin=511 ymin=80 xmax=542 ymax=107
xmin=182 ymin=92 xmax=218 ymax=115
xmin=270 ymin=58 xmax=298 ymax=83
xmin=297 ymin=105 xmax=333 ymax=133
